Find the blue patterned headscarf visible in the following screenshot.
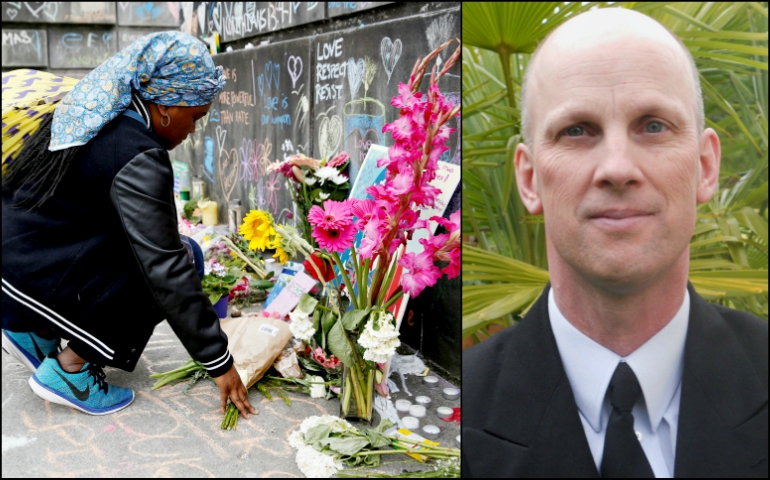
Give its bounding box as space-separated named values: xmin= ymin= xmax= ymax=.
xmin=49 ymin=31 xmax=226 ymax=151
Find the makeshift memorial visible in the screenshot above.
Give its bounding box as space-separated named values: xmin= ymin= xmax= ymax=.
xmin=234 ymin=38 xmax=461 ymax=424
xmin=288 ymin=416 xmax=460 ymax=478
xmin=270 ymin=151 xmax=352 ymax=247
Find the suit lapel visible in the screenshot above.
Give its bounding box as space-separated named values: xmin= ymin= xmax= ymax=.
xmin=473 ymin=284 xmax=600 ymax=477
xmin=674 ymin=284 xmax=768 ymax=477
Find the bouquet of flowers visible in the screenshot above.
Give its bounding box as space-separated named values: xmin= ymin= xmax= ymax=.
xmin=288 ymin=416 xmax=460 ymax=478
xmin=270 ymin=152 xmax=352 ymax=247
xmin=237 ymin=38 xmax=461 ymax=422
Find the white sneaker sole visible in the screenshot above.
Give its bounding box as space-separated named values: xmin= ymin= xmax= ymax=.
xmin=28 ymin=375 xmax=135 ymax=416
xmin=2 ymin=331 xmax=38 ymax=373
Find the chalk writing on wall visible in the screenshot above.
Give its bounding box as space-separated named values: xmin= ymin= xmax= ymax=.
xmin=326 ymin=2 xmax=393 ymax=18
xmin=312 ymin=10 xmax=461 ymax=183
xmin=2 ymin=28 xmax=48 ymax=67
xmin=204 ymin=2 xmax=325 ymax=43
xmin=117 ymin=2 xmax=181 ymax=27
xmin=1 ymin=2 xmax=116 ymax=24
xmin=47 ymin=27 xmax=118 ymax=69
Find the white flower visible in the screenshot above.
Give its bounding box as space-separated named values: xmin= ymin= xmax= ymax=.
xmin=295 ymin=445 xmax=341 ymax=478
xmin=304 ymin=176 xmax=317 ymax=186
xmin=314 ymin=166 xmax=339 ymax=185
xmin=289 ymin=312 xmax=315 ymax=342
xmin=330 ymin=173 xmax=347 ymax=185
xmin=309 ymin=375 xmax=326 ymax=398
xmin=288 ymin=430 xmax=305 ymax=449
xmin=358 ymin=311 xmax=400 ymax=364
xmin=317 ymin=192 xmax=330 ymax=201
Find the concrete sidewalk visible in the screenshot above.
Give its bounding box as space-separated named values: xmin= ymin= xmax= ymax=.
xmin=2 ymin=320 xmax=460 ymax=478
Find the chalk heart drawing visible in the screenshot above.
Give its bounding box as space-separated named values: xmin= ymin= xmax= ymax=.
xmin=287 ymin=56 xmax=303 ymax=89
xmin=347 ymin=127 xmax=380 ymax=166
xmin=24 ymin=2 xmax=44 ymax=17
xmin=216 ymin=126 xmax=227 ymax=154
xmin=258 ymin=61 xmax=280 ymax=95
xmin=6 ymin=8 xmax=17 ymax=20
xmin=347 ymin=57 xmax=365 ymax=99
xmin=42 ymin=1 xmax=57 ymax=20
xmin=167 ymin=1 xmax=179 ymax=22
xmin=318 ymin=115 xmax=342 ymax=160
xmin=219 ymin=148 xmax=240 ymax=204
xmin=380 ymin=37 xmax=402 ymax=83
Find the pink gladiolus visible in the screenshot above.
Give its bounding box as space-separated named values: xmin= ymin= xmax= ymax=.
xmin=327 ymin=151 xmax=349 ymax=167
xmin=307 ymin=200 xmax=353 ymax=229
xmin=313 ymin=223 xmax=356 ymax=253
xmin=399 ymin=251 xmax=441 ymax=297
xmin=351 ymin=198 xmax=378 ymax=229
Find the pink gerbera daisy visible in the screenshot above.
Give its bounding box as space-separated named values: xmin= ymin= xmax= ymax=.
xmin=307 ymin=200 xmax=352 ymax=229
xmin=312 ymin=223 xmax=356 ymax=253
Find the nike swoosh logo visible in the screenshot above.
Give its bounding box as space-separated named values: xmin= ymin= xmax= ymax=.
xmin=52 ymin=369 xmax=90 ymax=402
xmin=29 ymin=335 xmax=46 ymax=362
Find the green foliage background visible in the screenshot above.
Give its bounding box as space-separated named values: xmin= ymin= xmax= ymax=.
xmin=462 ymin=2 xmax=769 ymax=345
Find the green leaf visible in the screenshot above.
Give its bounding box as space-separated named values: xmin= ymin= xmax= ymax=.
xmin=323 ymin=436 xmax=371 ymax=456
xmin=296 ymin=293 xmax=318 ymax=315
xmin=363 ymin=429 xmax=391 ymax=448
xmin=341 ymin=308 xmax=371 ymax=331
xmin=327 ymin=321 xmax=356 ymax=368
xmin=304 ymin=424 xmax=332 ymax=448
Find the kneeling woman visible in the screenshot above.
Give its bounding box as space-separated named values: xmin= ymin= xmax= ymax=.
xmin=2 ymin=31 xmax=255 ymax=419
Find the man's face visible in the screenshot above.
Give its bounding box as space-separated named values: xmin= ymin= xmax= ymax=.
xmin=517 ymin=18 xmax=719 ymax=292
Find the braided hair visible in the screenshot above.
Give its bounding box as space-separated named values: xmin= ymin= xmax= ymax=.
xmin=2 ymin=112 xmax=82 ymax=210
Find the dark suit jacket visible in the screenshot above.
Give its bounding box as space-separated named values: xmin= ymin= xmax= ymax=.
xmin=462 ymin=283 xmax=768 ymax=477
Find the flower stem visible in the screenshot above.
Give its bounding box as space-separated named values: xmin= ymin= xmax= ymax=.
xmin=332 ymin=251 xmax=359 ymax=310
xmin=382 ymin=287 xmax=404 ymax=311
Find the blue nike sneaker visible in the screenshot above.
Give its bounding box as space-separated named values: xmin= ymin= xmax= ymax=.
xmin=29 ymin=354 xmax=134 ymax=415
xmin=2 ymin=329 xmax=61 ymax=372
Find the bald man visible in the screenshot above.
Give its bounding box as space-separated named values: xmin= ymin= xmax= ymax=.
xmin=462 ymin=8 xmax=767 ymax=478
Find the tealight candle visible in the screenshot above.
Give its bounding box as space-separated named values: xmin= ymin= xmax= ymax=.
xmin=423 ymin=375 xmax=439 ymax=387
xmin=415 ymin=396 xmax=432 ymax=409
xmin=402 ymin=416 xmax=419 ymax=430
xmin=409 ymin=405 xmax=426 ymax=418
xmin=422 ymin=425 xmax=440 ymax=440
xmin=437 ymin=406 xmax=453 ymax=420
xmin=456 ymin=435 xmax=461 ymax=445
xmin=395 ymin=399 xmax=412 ymax=412
xmin=442 ymin=387 xmax=460 ymax=401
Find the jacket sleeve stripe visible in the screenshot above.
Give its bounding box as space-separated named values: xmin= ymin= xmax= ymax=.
xmin=2 ymin=277 xmax=115 ymax=360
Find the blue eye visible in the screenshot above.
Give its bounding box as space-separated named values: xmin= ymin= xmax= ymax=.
xmin=645 ymin=121 xmax=666 ymax=133
xmin=566 ymin=125 xmax=585 ymax=137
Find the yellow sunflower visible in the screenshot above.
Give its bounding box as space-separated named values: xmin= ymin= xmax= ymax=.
xmin=271 ymin=233 xmax=289 ymax=264
xmin=239 ymin=210 xmax=275 ymax=251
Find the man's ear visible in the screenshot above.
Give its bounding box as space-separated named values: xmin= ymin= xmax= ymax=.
xmin=696 ymin=128 xmax=721 ymax=204
xmin=514 ymin=143 xmax=544 ymax=215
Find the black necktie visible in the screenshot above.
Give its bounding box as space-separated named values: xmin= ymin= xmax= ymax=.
xmin=601 ymin=362 xmax=655 ymax=478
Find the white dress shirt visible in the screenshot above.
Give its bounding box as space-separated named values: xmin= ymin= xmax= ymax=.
xmin=548 ymin=288 xmax=690 ymax=478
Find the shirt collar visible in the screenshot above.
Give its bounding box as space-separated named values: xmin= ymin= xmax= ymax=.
xmin=549 ymin=287 xmax=689 ymax=433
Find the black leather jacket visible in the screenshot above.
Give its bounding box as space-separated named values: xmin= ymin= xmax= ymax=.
xmin=1 ymin=95 xmax=232 ymax=377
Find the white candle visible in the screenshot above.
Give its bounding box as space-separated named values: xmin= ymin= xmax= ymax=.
xmin=409 ymin=405 xmax=426 ymax=418
xmin=415 ymin=396 xmax=432 ymax=409
xmin=456 ymin=435 xmax=461 ymax=445
xmin=423 ymin=375 xmax=439 ymax=387
xmin=395 ymin=399 xmax=412 ymax=412
xmin=402 ymin=416 xmax=419 ymax=430
xmin=442 ymin=387 xmax=460 ymax=400
xmin=437 ymin=406 xmax=453 ymax=420
xmin=422 ymin=425 xmax=440 ymax=440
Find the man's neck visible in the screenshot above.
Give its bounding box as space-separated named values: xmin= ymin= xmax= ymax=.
xmin=549 ymin=254 xmax=689 ymax=357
